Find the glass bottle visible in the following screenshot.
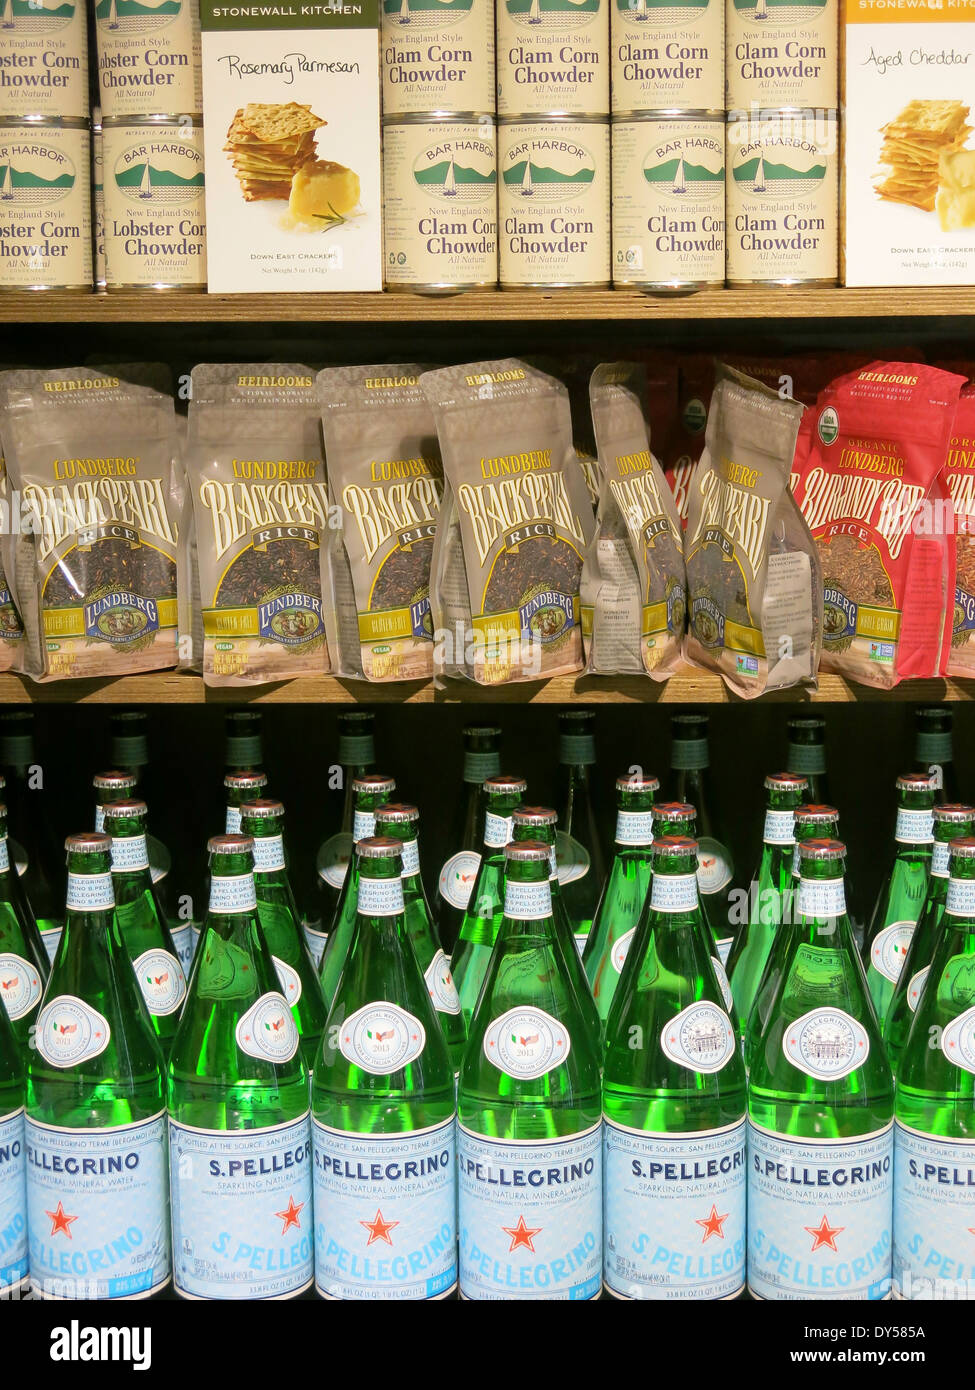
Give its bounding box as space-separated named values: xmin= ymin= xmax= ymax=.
xmin=224 ymin=771 xmax=268 ymax=836
xmin=0 ymin=994 xmax=27 ymax=1295
xmin=92 ymin=771 xmax=137 ymax=833
xmin=0 ymin=711 xmax=65 ymax=965
xmin=108 ymin=711 xmax=173 ymax=909
xmin=652 ymin=802 xmax=722 ymax=968
xmin=785 ymin=718 xmax=830 ymax=805
xmin=0 ymin=802 xmax=48 ymax=1052
xmin=436 ymin=725 xmax=501 ymax=959
xmin=556 ymin=710 xmax=607 ymax=958
xmin=669 ymin=714 xmax=736 ymax=964
xmin=913 ymin=707 xmax=959 ymax=805
xmin=315 ymin=711 xmax=377 ymax=947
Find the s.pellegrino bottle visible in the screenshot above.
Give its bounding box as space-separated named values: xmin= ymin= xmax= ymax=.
xmin=670 ymin=715 xmax=736 ymax=964
xmin=914 ymin=706 xmax=959 ymax=805
xmin=0 ymin=712 xmax=65 ymax=965
xmin=865 ymin=774 xmax=936 ymax=1029
xmin=225 ymin=771 xmax=268 ymax=836
xmin=0 ymin=995 xmax=27 ymax=1295
xmin=747 ymin=838 xmax=894 ymax=1301
xmin=603 ymin=836 xmax=746 ymax=1301
xmin=885 ymin=803 xmax=974 ymax=1078
xmin=93 ymin=771 xmax=137 ymax=833
xmin=652 ymin=801 xmax=729 ymax=997
xmin=315 ymin=711 xmax=376 ymax=953
xmin=583 ymin=772 xmax=658 ymax=1042
xmin=894 ymin=836 xmax=975 ymax=1300
xmin=0 ymin=801 xmax=48 ymax=1052
xmin=239 ymin=800 xmax=327 ymax=1078
xmin=785 ymin=718 xmax=830 ymax=805
xmin=109 ymin=711 xmax=172 ymax=909
xmin=458 ymin=840 xmax=602 ymax=1301
xmin=168 ymin=835 xmax=311 ymax=1301
xmin=313 ymin=837 xmax=456 ymax=1301
xmin=437 ymin=725 xmax=501 ymax=958
xmin=103 ymin=799 xmax=186 ymax=1060
xmin=26 ymin=833 xmax=169 ymax=1300
xmin=556 ymin=710 xmax=606 ymax=958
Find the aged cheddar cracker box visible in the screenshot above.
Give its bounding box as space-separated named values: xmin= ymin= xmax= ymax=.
xmin=844 ymin=0 xmax=975 ymax=285
xmin=200 ymin=0 xmax=381 ymax=292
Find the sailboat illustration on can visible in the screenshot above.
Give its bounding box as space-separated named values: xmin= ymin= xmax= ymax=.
xmin=632 ymin=0 xmax=648 ymax=20
xmin=753 ymin=0 xmax=768 ymax=19
xmin=399 ymin=0 xmax=410 ymax=22
xmin=0 ymin=163 xmax=12 ymax=200
xmin=527 ymin=0 xmax=541 ymax=23
xmin=751 ymin=153 xmax=766 ymax=192
xmin=520 ymin=160 xmax=534 ymax=195
xmin=107 ymin=0 xmax=119 ymax=28
xmin=0 ymin=0 xmax=13 ymax=32
xmin=672 ymin=155 xmax=686 ymax=194
xmin=442 ymin=157 xmax=457 ymax=196
xmin=138 ymin=161 xmax=153 ymax=198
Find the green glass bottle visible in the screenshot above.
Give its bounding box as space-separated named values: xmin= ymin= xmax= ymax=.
xmin=26 ymin=832 xmax=169 ymax=1300
xmin=652 ymin=803 xmax=720 ymax=964
xmin=168 ymin=834 xmax=311 ymax=1301
xmin=0 ymin=712 xmax=65 ymax=966
xmin=458 ymin=840 xmax=602 ymax=1301
xmin=727 ymin=773 xmax=807 ymax=1031
xmin=318 ymin=774 xmax=396 ymax=1012
xmin=670 ymin=714 xmax=736 ymax=965
xmin=583 ymin=773 xmax=659 ymax=1042
xmin=437 ymin=726 xmax=502 ymax=958
xmin=451 ymin=774 xmax=527 ymax=1034
xmin=885 ymin=803 xmax=974 ymax=1080
xmin=239 ymin=800 xmax=327 ymax=1078
xmin=748 ymin=838 xmax=894 ymax=1301
xmin=603 ymin=835 xmax=746 ymax=1301
xmin=92 ymin=771 xmax=137 ymax=833
xmin=865 ymin=773 xmax=936 ymax=1029
xmin=109 ymin=711 xmax=173 ymax=913
xmin=103 ymin=798 xmax=186 ymax=1061
xmin=785 ymin=718 xmax=830 ymax=805
xmin=312 ymin=837 xmax=456 ymax=1301
xmin=225 ymin=770 xmax=268 ymax=836
xmin=315 ymin=711 xmax=377 ymax=955
xmin=0 ymin=993 xmax=28 ymax=1295
xmin=913 ymin=706 xmax=959 ymax=805
xmin=556 ymin=709 xmax=607 ymax=958
xmin=0 ymin=802 xmax=48 ymax=1052
xmin=511 ymin=806 xmax=600 ymax=1047
xmin=894 ymin=836 xmax=975 ymax=1299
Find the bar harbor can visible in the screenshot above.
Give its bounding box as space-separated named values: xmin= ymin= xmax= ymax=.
xmin=383 ymin=115 xmax=498 ymax=294
xmin=612 ymin=0 xmax=723 ymax=116
xmin=612 ymin=112 xmax=724 ymax=290
xmin=498 ymin=115 xmax=610 ymax=287
xmin=0 ymin=116 xmax=91 ymax=290
xmin=382 ymin=0 xmax=496 ymax=117
xmin=0 ymin=0 xmax=88 ymax=120
xmin=725 ymin=0 xmax=837 ymax=112
xmin=93 ymin=108 xmax=106 ymax=291
xmin=497 ymin=0 xmax=609 ymax=118
xmin=95 ymin=0 xmax=202 ymax=120
xmin=102 ymin=115 xmax=206 ymax=290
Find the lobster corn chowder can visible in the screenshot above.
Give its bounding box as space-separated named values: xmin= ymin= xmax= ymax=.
xmin=612 ymin=0 xmax=723 ymax=115
xmin=612 ymin=112 xmax=724 ymax=289
xmin=95 ymin=0 xmax=202 ymax=119
xmin=0 ymin=116 xmax=91 ymax=290
xmin=725 ymin=0 xmax=837 ymax=111
xmin=382 ymin=0 xmax=496 ymax=117
xmin=499 ymin=115 xmax=610 ymax=286
xmin=497 ymin=0 xmax=609 ymax=118
xmin=383 ymin=115 xmax=498 ymax=293
xmin=0 ymin=0 xmax=88 ymax=119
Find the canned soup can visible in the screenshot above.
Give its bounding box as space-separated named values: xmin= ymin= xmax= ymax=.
xmin=611 ymin=0 xmax=723 ymax=116
xmin=612 ymin=113 xmax=724 ymax=290
xmin=497 ymin=0 xmax=609 ymax=118
xmin=95 ymin=0 xmax=202 ymax=120
xmin=383 ymin=116 xmax=498 ymax=294
xmin=0 ymin=117 xmax=91 ymax=290
xmin=725 ymin=108 xmax=837 ymax=285
xmin=382 ymin=0 xmax=496 ymax=117
xmin=93 ymin=111 xmax=106 ymax=290
xmin=499 ymin=117 xmax=610 ymax=287
xmin=0 ymin=0 xmax=88 ymax=120
xmin=103 ymin=116 xmax=206 ymax=289
xmin=725 ymin=0 xmax=837 ymax=112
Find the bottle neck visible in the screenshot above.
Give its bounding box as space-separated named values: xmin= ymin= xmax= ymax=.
xmin=109 ymin=831 xmax=151 ymax=881
xmin=357 ymin=868 xmax=406 ymax=922
xmin=648 ymin=862 xmax=699 ymax=920
xmin=502 ymin=865 xmax=554 ymax=927
xmin=483 ymin=801 xmax=518 ymax=851
xmin=207 ymin=863 xmax=257 ymax=920
xmin=895 ymin=800 xmax=935 ymax=849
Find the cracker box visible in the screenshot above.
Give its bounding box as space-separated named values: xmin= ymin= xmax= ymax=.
xmin=844 ymin=0 xmax=975 ymax=286
xmin=200 ymin=0 xmax=381 ymax=292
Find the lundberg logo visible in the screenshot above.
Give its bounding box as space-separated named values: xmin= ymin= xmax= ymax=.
xmin=643 ymin=134 xmax=724 ymax=206
xmin=112 ymin=137 xmax=204 ymax=209
xmin=50 ymin=1320 xmax=151 ymax=1372
xmin=95 ymin=0 xmax=181 ymax=34
xmin=413 ymin=137 xmax=496 ymax=204
xmin=84 ymin=590 xmax=159 ymax=645
xmin=0 ymin=140 xmax=75 ymax=205
xmin=502 ymin=137 xmax=596 ymax=204
xmin=3 ymin=0 xmax=77 ymax=34
xmin=256 ymin=591 xmax=323 ymax=646
xmin=506 ymin=0 xmax=602 ymax=31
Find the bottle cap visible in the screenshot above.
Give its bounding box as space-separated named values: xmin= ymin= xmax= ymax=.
xmin=896 ymin=773 xmax=937 ymax=793
xmin=374 ymin=803 xmax=419 ymax=825
xmin=798 ymin=837 xmax=846 ymax=861
xmin=505 ymin=839 xmax=551 ymax=863
xmin=765 ymin=773 xmax=808 ymax=793
xmin=208 ymin=834 xmax=254 ymax=855
xmin=484 ymin=774 xmax=528 ymax=794
xmin=93 ymin=771 xmax=138 ymax=792
xmin=352 ymin=774 xmax=396 ymax=797
xmin=65 ymin=832 xmax=112 ymax=854
xmin=948 ymin=837 xmax=975 ymax=859
xmin=616 ymin=772 xmax=660 ymax=793
xmin=110 ymin=711 xmax=148 ymax=768
xmin=653 ymin=834 xmax=699 ymax=857
xmin=356 ymin=836 xmax=403 ymax=860
xmin=224 ymin=771 xmax=267 ymax=792
xmin=101 ymin=798 xmax=147 ymax=821
xmin=513 ymin=806 xmax=558 ymax=827
xmin=795 ymin=804 xmax=839 ymax=825
xmin=224 ymin=710 xmax=263 ymax=767
xmin=652 ymin=801 xmax=696 ymax=823
xmin=934 ymin=804 xmax=974 ymax=823
xmin=239 ymin=799 xmax=284 ymax=820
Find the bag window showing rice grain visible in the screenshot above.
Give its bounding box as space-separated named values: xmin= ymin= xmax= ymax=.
xmin=318 ymin=365 xmax=443 ymax=683
xmin=422 ymin=358 xmax=594 ymax=685
xmin=0 ymin=365 xmax=178 ymax=682
xmin=187 ymin=364 xmax=331 ymax=687
xmin=943 ymin=387 xmax=975 ymax=675
xmin=580 ymin=362 xmax=685 ymax=678
xmin=684 ymin=364 xmax=820 ymax=699
xmin=793 ymin=361 xmax=965 ymax=689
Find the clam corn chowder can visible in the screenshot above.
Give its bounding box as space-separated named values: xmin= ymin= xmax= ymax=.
xmin=95 ymin=0 xmax=202 ymax=120
xmin=382 ymin=0 xmax=496 ymax=117
xmin=102 ymin=116 xmax=206 ymax=289
xmin=496 ymin=0 xmax=609 ymax=118
xmin=0 ymin=0 xmax=88 ymax=120
xmin=93 ymin=110 xmax=106 ymax=291
xmin=725 ymin=108 xmax=837 ymax=285
xmin=611 ymin=0 xmax=723 ymax=116
xmin=612 ymin=113 xmax=724 ymax=289
xmin=0 ymin=117 xmax=91 ymax=290
xmin=499 ymin=116 xmax=610 ymax=286
xmin=725 ymin=0 xmax=837 ymax=112
xmin=383 ymin=115 xmax=498 ymax=293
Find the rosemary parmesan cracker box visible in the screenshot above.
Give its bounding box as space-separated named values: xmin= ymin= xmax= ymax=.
xmin=199 ymin=0 xmax=381 ymax=292
xmin=844 ymin=0 xmax=975 ymax=286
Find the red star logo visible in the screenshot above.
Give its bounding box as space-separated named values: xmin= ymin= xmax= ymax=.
xmin=47 ymin=1201 xmax=78 ymax=1239
xmin=360 ymin=1209 xmax=399 ymax=1246
xmin=275 ymin=1195 xmax=304 ymax=1235
xmin=502 ymin=1215 xmax=542 ymax=1253
xmin=695 ymin=1204 xmax=729 ymax=1242
xmin=805 ymin=1215 xmax=844 ymax=1253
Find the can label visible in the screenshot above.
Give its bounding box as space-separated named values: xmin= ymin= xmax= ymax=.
xmin=0 ymin=0 xmax=88 ymax=120
xmin=382 ymin=0 xmax=495 ymax=116
xmin=725 ymin=0 xmax=837 ymax=111
xmin=893 ymin=1122 xmax=975 ymax=1299
xmin=612 ymin=117 xmax=724 ymax=286
xmin=725 ymin=110 xmax=837 ymax=283
xmin=95 ymin=0 xmax=202 ymax=119
xmin=497 ymin=0 xmax=609 ymax=117
xmin=383 ymin=120 xmax=497 ymax=289
xmin=0 ymin=123 xmax=91 ymax=289
xmin=93 ymin=122 xmax=106 ymax=287
xmin=499 ymin=120 xmax=610 ymax=286
xmin=0 ymin=1107 xmax=27 ymax=1292
xmin=103 ymin=121 xmax=206 ymax=288
xmin=612 ymin=0 xmax=723 ymax=114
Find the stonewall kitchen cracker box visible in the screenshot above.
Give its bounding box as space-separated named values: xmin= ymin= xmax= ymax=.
xmin=199 ymin=0 xmax=381 ymax=292
xmin=844 ymin=0 xmax=975 ymax=286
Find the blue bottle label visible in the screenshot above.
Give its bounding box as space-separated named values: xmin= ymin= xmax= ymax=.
xmin=457 ymin=1122 xmax=602 ymax=1301
xmin=26 ymin=1112 xmax=170 ymax=1300
xmin=0 ymin=1107 xmax=28 ymax=1291
xmin=312 ymin=1116 xmax=456 ymax=1300
xmin=603 ymin=1117 xmax=746 ymax=1300
xmin=302 ymin=924 xmax=328 ymax=969
xmin=747 ymin=1120 xmax=893 ymax=1301
xmin=169 ymin=1113 xmax=313 ymax=1300
xmin=893 ymin=1121 xmax=975 ymax=1299
xmin=170 ymin=923 xmax=196 ymax=977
